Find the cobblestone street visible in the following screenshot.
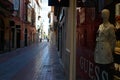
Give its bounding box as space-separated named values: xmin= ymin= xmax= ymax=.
xmin=0 ymin=41 xmax=65 ymax=80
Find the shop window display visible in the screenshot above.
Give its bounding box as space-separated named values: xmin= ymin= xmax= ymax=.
xmin=114 ymin=3 xmax=120 ymax=79
xmin=76 ymin=1 xmax=120 ymax=80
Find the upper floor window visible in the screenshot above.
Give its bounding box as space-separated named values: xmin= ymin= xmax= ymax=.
xmin=13 ymin=0 xmax=20 ymax=11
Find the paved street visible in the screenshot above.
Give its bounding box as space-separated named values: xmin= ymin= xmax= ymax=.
xmin=0 ymin=41 xmax=65 ymax=80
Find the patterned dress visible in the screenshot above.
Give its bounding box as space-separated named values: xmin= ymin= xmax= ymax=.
xmin=94 ymin=23 xmax=116 ymax=64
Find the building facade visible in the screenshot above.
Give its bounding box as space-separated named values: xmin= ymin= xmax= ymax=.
xmin=0 ymin=0 xmax=14 ymax=53
xmin=10 ymin=0 xmax=37 ymax=49
xmin=0 ymin=0 xmax=42 ymax=53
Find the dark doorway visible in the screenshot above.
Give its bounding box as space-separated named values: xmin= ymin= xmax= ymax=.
xmin=11 ymin=28 xmax=15 ymax=48
xmin=58 ymin=26 xmax=62 ymax=58
xmin=16 ymin=25 xmax=21 ymax=48
xmin=24 ymin=28 xmax=27 ymax=46
xmin=0 ymin=18 xmax=5 ymax=53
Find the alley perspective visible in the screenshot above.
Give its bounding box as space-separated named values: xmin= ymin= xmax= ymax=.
xmin=0 ymin=0 xmax=66 ymax=80
xmin=1 ymin=0 xmax=120 ymax=80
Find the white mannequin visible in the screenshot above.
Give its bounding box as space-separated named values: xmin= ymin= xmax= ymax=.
xmin=94 ymin=9 xmax=116 ymax=64
xmin=94 ymin=9 xmax=116 ymax=80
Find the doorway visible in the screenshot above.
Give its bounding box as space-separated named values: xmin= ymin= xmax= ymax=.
xmin=16 ymin=25 xmax=21 ymax=48
xmin=24 ymin=28 xmax=27 ymax=46
xmin=0 ymin=18 xmax=5 ymax=53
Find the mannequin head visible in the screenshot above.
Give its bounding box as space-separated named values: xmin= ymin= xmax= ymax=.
xmin=101 ymin=9 xmax=110 ymax=22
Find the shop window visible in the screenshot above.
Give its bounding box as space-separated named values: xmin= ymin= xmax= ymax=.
xmin=114 ymin=2 xmax=120 ymax=79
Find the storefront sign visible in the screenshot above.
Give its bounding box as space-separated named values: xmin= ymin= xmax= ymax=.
xmin=79 ymin=56 xmax=108 ymax=80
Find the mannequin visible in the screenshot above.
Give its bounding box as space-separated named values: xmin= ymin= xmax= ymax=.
xmin=94 ymin=9 xmax=116 ymax=80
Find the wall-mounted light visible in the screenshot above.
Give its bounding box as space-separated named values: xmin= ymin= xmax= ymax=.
xmin=82 ymin=0 xmax=86 ymax=3
xmin=58 ymin=0 xmax=61 ymax=2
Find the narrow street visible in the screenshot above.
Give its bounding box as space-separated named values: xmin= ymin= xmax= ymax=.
xmin=0 ymin=41 xmax=65 ymax=80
